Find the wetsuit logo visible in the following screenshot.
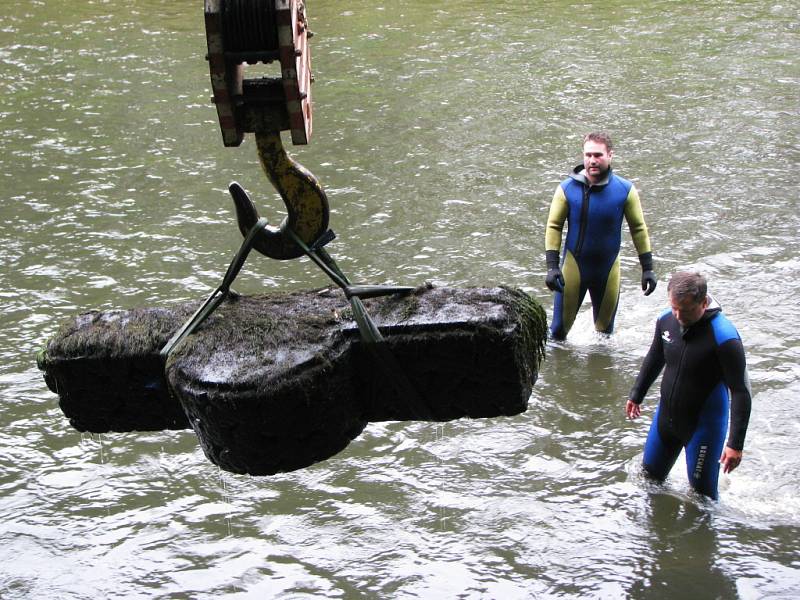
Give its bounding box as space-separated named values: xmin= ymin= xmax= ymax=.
xmin=693 ymin=445 xmax=708 ymax=480
xmin=662 ymin=331 xmax=673 ymax=343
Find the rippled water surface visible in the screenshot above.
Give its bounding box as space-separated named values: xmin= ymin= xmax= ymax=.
xmin=1 ymin=0 xmax=799 ymax=597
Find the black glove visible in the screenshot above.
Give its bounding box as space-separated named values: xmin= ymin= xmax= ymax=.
xmin=545 ymin=250 xmax=565 ymax=293
xmin=639 ymin=252 xmax=657 ymax=296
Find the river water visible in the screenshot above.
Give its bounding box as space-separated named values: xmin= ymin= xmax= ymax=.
xmin=1 ymin=0 xmax=798 ymax=597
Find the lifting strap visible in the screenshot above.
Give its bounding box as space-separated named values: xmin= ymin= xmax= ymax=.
xmin=160 ymin=220 xmax=433 ymax=420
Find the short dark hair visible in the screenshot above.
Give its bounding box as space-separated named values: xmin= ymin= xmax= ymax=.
xmin=583 ymin=131 xmax=613 ymax=152
xmin=667 ymin=271 xmax=707 ymax=304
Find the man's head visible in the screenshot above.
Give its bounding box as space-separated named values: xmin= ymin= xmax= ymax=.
xmin=582 ymin=132 xmax=614 ymax=184
xmin=668 ymin=271 xmax=709 ymax=327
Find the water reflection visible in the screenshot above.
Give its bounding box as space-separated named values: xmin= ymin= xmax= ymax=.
xmin=2 ymin=0 xmax=799 ymax=597
xmin=629 ymin=493 xmax=738 ymax=599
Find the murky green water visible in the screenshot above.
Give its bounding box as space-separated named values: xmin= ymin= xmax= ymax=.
xmin=1 ymin=0 xmax=798 ymax=597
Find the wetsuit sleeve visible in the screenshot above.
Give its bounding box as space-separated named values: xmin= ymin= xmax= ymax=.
xmin=718 ymin=338 xmax=752 ymax=451
xmin=545 ymin=185 xmax=568 ymax=252
xmin=623 ymin=186 xmax=652 ymax=255
xmin=629 ymin=320 xmax=665 ymax=404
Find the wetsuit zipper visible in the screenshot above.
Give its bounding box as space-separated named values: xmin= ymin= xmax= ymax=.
xmin=575 ymin=184 xmax=591 ymax=257
xmin=666 ymin=329 xmax=689 ymax=430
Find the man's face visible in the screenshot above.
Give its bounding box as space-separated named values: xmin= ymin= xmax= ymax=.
xmin=670 ymin=293 xmax=709 ymax=327
xmin=582 ymin=140 xmax=613 ymax=183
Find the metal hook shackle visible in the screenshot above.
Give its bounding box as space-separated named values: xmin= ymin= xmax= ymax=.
xmin=229 ymin=130 xmax=329 ymax=260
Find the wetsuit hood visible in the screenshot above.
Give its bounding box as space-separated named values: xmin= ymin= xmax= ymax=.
xmin=570 ymin=164 xmax=612 ymax=188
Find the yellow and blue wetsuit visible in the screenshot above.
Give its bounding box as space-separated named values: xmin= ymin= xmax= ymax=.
xmin=545 ymin=166 xmax=652 ymax=339
xmin=628 ymin=299 xmax=752 ymax=499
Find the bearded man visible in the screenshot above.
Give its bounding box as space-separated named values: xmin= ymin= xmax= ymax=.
xmin=544 ymin=132 xmax=656 ymax=339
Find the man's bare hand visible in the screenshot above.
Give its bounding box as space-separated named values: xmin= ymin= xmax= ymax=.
xmin=626 ymin=400 xmax=641 ymax=420
xmin=720 ymin=447 xmax=743 ymax=473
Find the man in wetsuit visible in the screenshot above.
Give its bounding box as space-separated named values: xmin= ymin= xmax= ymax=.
xmin=626 ymin=271 xmax=752 ymax=500
xmin=545 ymin=132 xmax=656 ymax=339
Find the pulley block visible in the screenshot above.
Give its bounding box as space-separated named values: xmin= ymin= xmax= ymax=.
xmin=204 ymin=0 xmax=313 ymax=147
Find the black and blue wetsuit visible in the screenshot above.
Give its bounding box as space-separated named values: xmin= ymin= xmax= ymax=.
xmin=629 ymin=299 xmax=752 ymax=499
xmin=545 ymin=166 xmax=652 ymax=339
